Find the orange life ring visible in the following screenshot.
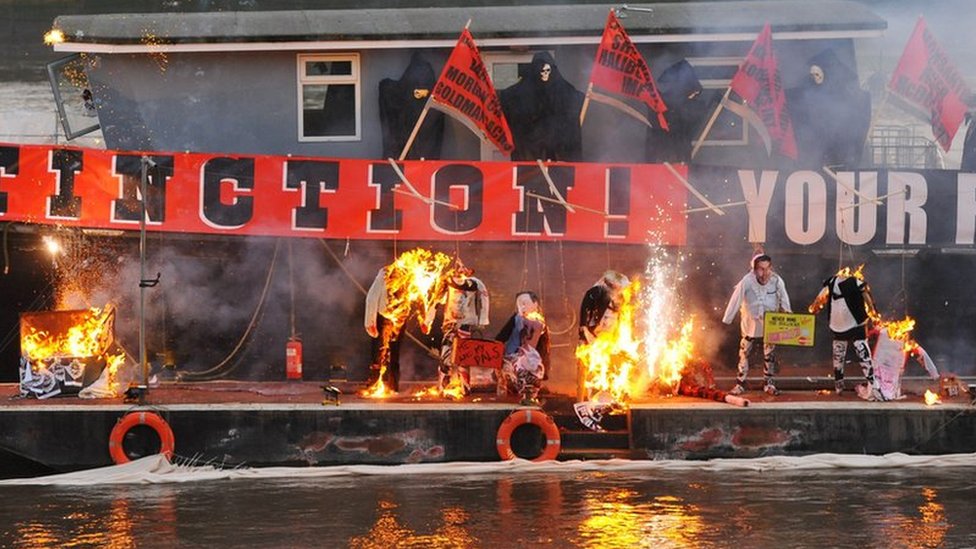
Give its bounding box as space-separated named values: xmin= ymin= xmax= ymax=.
xmin=496 ymin=409 xmax=561 ymax=462
xmin=109 ymin=411 xmax=175 ymax=464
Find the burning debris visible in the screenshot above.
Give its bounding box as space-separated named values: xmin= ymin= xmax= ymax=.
xmin=19 ymin=305 xmax=128 ymax=399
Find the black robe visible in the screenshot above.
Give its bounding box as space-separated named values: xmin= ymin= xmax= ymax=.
xmin=500 ymin=52 xmax=584 ymax=161
xmin=378 ymin=52 xmax=445 ymax=160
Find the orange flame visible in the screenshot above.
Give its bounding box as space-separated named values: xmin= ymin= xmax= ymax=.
xmin=361 ymin=368 xmax=397 ymax=399
xmin=575 ymin=281 xmax=641 ymax=403
xmin=412 ymin=378 xmax=467 ymax=401
xmin=384 ymin=248 xmax=453 ymax=334
xmin=877 ymin=315 xmax=920 ymax=353
xmin=836 ymin=264 xmax=866 ymax=280
xmin=924 ymin=389 xmax=941 ymax=406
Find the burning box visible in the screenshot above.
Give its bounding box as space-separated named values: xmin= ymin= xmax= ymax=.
xmin=19 ymin=307 xmax=115 ymax=398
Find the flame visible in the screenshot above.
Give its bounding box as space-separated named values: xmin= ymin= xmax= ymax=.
xmin=924 ymin=389 xmax=941 ymax=406
xmin=21 ymin=306 xmax=114 ymax=361
xmin=412 ymin=378 xmax=466 ymax=401
xmin=361 ymin=367 xmax=396 ymax=399
xmin=524 ymin=310 xmax=546 ymax=323
xmin=836 ymin=264 xmax=865 ymax=280
xmin=640 ymin=247 xmax=696 ymax=394
xmin=43 ymin=29 xmax=65 ymax=45
xmin=384 ymin=248 xmax=453 ymax=334
xmin=655 ymin=319 xmax=695 ymax=391
xmin=876 ymin=315 xmax=920 ymax=353
xmin=575 ymin=281 xmax=641 ymax=403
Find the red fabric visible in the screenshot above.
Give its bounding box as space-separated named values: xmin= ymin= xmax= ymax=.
xmin=0 ymin=143 xmax=689 ymax=244
xmin=431 ymin=28 xmax=514 ymax=154
xmin=888 ymin=17 xmax=971 ymax=152
xmin=589 ymin=10 xmax=669 ymax=130
xmin=729 ymin=23 xmax=797 ymax=159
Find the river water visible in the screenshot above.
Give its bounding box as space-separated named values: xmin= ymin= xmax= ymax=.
xmin=1 ymin=459 xmax=975 ymax=548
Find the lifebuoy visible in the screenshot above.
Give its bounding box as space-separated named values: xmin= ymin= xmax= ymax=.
xmin=109 ymin=411 xmax=175 ymax=465
xmin=496 ymin=409 xmax=561 ymax=462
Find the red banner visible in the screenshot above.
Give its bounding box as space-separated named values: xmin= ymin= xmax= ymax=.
xmin=431 ymin=28 xmax=514 ymax=155
xmin=0 ymin=143 xmax=687 ymax=245
xmin=729 ymin=23 xmax=797 ymax=159
xmin=589 ymin=10 xmax=669 ymax=130
xmin=888 ymin=17 xmax=971 ymax=152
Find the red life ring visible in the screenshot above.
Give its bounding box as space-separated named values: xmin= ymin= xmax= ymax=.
xmin=109 ymin=411 xmax=175 ymax=464
xmin=496 ymin=409 xmax=561 ymax=462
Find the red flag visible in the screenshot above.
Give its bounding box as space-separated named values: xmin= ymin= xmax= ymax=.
xmin=430 ymin=28 xmax=514 ymax=155
xmin=729 ymin=23 xmax=797 ymax=159
xmin=589 ymin=10 xmax=669 ymax=131
xmin=888 ymin=17 xmax=971 ymax=152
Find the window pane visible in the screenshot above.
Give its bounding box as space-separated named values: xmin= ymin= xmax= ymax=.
xmin=302 ymin=84 xmax=355 ymax=137
xmin=305 ymin=60 xmax=352 ymax=77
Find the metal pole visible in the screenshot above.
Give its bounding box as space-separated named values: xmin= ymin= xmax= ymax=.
xmin=139 ymin=156 xmax=151 ymax=401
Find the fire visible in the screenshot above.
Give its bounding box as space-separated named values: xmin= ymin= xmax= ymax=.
xmin=412 ymin=378 xmax=467 ymax=401
xmin=836 ymin=264 xmax=865 ymax=280
xmin=43 ymin=28 xmax=65 ymax=45
xmin=361 ymin=367 xmax=397 ymax=399
xmin=21 ymin=306 xmax=115 ymax=361
xmin=20 ymin=305 xmax=125 ymax=394
xmin=654 ymin=319 xmax=695 ymax=391
xmin=640 ymin=247 xmax=696 ymax=394
xmin=575 ymin=281 xmax=641 ymax=403
xmin=924 ymin=389 xmax=941 ymax=406
xmin=524 ymin=310 xmax=545 ymax=323
xmin=384 ymin=248 xmax=453 ymax=334
xmin=877 ymin=316 xmax=920 ymax=353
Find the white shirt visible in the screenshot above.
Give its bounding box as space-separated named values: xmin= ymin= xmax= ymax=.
xmin=722 ymin=272 xmax=791 ymax=338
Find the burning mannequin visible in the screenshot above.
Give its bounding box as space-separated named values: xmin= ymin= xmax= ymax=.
xmin=808 ymin=267 xmax=884 ymax=401
xmin=722 ymin=254 xmax=792 ymax=396
xmin=495 ymin=291 xmax=551 ymax=405
xmin=869 ymin=317 xmax=939 ymax=401
xmin=364 ymin=249 xmax=453 ymax=393
xmin=438 ymin=260 xmax=490 ymax=394
xmin=577 ymin=270 xmax=631 ymax=401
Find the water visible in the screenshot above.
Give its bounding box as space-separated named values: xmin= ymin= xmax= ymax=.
xmin=1 ymin=464 xmax=974 ymax=548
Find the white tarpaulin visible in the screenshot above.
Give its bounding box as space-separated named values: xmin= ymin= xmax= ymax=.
xmin=3 ymin=452 xmax=976 ymax=486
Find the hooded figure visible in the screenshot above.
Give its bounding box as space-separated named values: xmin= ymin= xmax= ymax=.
xmin=961 ymin=112 xmax=976 ymax=171
xmin=645 ymin=59 xmax=707 ymax=163
xmin=500 ymin=52 xmax=585 ymax=161
xmin=378 ymin=52 xmax=445 ymax=160
xmin=787 ymin=49 xmax=872 ymax=169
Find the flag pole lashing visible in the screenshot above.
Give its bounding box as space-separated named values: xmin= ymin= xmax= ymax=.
xmin=663 ymin=161 xmax=724 ymax=216
xmin=690 ymin=87 xmax=731 ymax=159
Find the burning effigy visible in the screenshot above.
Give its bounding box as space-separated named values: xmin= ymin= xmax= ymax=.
xmin=19 ymin=305 xmax=127 ymax=399
xmin=363 ymin=248 xmax=455 ymax=397
xmin=870 ymin=315 xmax=940 ymax=401
xmin=573 ymin=248 xmax=735 ymax=430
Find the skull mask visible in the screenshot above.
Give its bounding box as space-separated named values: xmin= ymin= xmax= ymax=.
xmin=810 ymin=64 xmax=825 ymax=86
xmin=540 ymin=63 xmax=552 ymax=83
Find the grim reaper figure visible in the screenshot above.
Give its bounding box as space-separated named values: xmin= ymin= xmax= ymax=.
xmin=500 ymin=52 xmax=585 ymax=161
xmin=787 ymin=49 xmax=871 ymax=170
xmin=645 ymin=59 xmax=707 ymax=163
xmin=378 ymin=52 xmax=445 ymax=160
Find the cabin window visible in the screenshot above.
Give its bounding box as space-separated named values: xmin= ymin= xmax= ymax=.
xmin=687 ymin=56 xmax=748 ymax=146
xmin=298 ymin=54 xmax=360 ymax=141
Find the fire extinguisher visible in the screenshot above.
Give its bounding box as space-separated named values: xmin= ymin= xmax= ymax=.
xmin=286 ymin=336 xmax=303 ymax=380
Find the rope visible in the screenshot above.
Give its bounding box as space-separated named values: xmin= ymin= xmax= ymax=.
xmin=180 ymin=239 xmax=281 ymax=380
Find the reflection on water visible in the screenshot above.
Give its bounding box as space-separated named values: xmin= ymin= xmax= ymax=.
xmin=2 ymin=468 xmax=975 ymax=548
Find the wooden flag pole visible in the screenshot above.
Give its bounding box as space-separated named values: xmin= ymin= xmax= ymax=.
xmin=579 ymin=83 xmax=594 ymax=126
xmin=398 ymin=100 xmax=432 ymax=161
xmin=690 ymin=87 xmax=732 ymax=159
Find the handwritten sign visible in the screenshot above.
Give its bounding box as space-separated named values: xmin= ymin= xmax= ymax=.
xmin=763 ymin=312 xmax=815 ymax=347
xmin=452 ymin=338 xmax=504 ymax=369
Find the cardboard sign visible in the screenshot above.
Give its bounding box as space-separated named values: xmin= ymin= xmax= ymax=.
xmin=763 ymin=312 xmax=815 ymax=346
xmin=452 ymin=338 xmax=504 ymax=369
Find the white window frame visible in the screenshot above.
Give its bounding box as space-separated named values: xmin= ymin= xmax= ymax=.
xmin=687 ymin=56 xmax=748 ymax=147
xmin=297 ymin=53 xmax=361 ymax=142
